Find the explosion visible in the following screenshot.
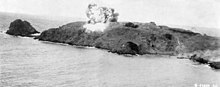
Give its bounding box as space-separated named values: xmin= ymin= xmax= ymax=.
xmin=83 ymin=3 xmax=119 ymax=32
xmin=83 ymin=22 xmax=109 ymax=32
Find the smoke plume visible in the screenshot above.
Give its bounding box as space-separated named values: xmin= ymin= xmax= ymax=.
xmin=83 ymin=3 xmax=119 ymax=32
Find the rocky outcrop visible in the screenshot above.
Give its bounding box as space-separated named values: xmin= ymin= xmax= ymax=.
xmin=188 ymin=54 xmax=220 ymax=69
xmin=124 ymin=22 xmax=139 ymax=28
xmin=209 ymin=62 xmax=220 ymax=69
xmin=35 ymin=21 xmax=219 ymax=55
xmin=6 ymin=19 xmax=39 ymax=37
xmin=181 ymin=50 xmax=220 ymax=69
xmin=189 ymin=54 xmax=209 ymax=64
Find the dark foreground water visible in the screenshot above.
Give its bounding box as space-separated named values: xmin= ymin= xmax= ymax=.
xmin=1 ymin=32 xmax=220 ymax=87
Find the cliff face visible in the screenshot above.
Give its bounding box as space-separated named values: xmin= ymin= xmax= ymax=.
xmin=36 ymin=21 xmax=219 ymax=55
xmin=6 ymin=19 xmax=39 ymax=36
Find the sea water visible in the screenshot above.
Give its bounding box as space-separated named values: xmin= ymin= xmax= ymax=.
xmin=1 ymin=31 xmax=220 ymax=87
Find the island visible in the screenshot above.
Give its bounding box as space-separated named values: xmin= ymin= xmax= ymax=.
xmin=6 ymin=19 xmax=39 ymax=37
xmin=5 ymin=3 xmax=220 ymax=69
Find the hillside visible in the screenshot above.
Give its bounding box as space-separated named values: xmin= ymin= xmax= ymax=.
xmin=36 ymin=21 xmax=220 ymax=55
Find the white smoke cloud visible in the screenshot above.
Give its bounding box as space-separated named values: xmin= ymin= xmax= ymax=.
xmin=83 ymin=23 xmax=109 ymax=32
xmin=83 ymin=3 xmax=118 ymax=32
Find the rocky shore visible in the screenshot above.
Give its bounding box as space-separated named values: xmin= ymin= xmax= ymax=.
xmin=178 ymin=50 xmax=220 ymax=69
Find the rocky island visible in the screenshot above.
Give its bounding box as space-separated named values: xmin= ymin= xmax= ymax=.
xmin=6 ymin=3 xmax=220 ymax=69
xmin=36 ymin=3 xmax=220 ymax=55
xmin=35 ymin=21 xmax=219 ymax=55
xmin=6 ymin=19 xmax=39 ymax=37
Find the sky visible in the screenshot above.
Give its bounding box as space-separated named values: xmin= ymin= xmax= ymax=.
xmin=0 ymin=0 xmax=220 ymax=28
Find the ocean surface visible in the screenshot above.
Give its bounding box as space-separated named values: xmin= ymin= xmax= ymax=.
xmin=1 ymin=31 xmax=220 ymax=87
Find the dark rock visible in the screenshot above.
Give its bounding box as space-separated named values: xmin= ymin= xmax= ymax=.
xmin=124 ymin=42 xmax=140 ymax=54
xmin=194 ymin=58 xmax=209 ymax=64
xmin=150 ymin=22 xmax=156 ymax=26
xmin=209 ymin=62 xmax=220 ymax=69
xmin=124 ymin=22 xmax=139 ymax=28
xmin=6 ymin=19 xmax=39 ymax=37
xmin=164 ymin=34 xmax=173 ymax=40
xmin=116 ymin=41 xmax=140 ymax=55
xmin=189 ymin=54 xmax=209 ymax=64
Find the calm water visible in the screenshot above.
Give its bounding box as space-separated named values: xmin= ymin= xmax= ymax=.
xmin=1 ymin=32 xmax=220 ymax=87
